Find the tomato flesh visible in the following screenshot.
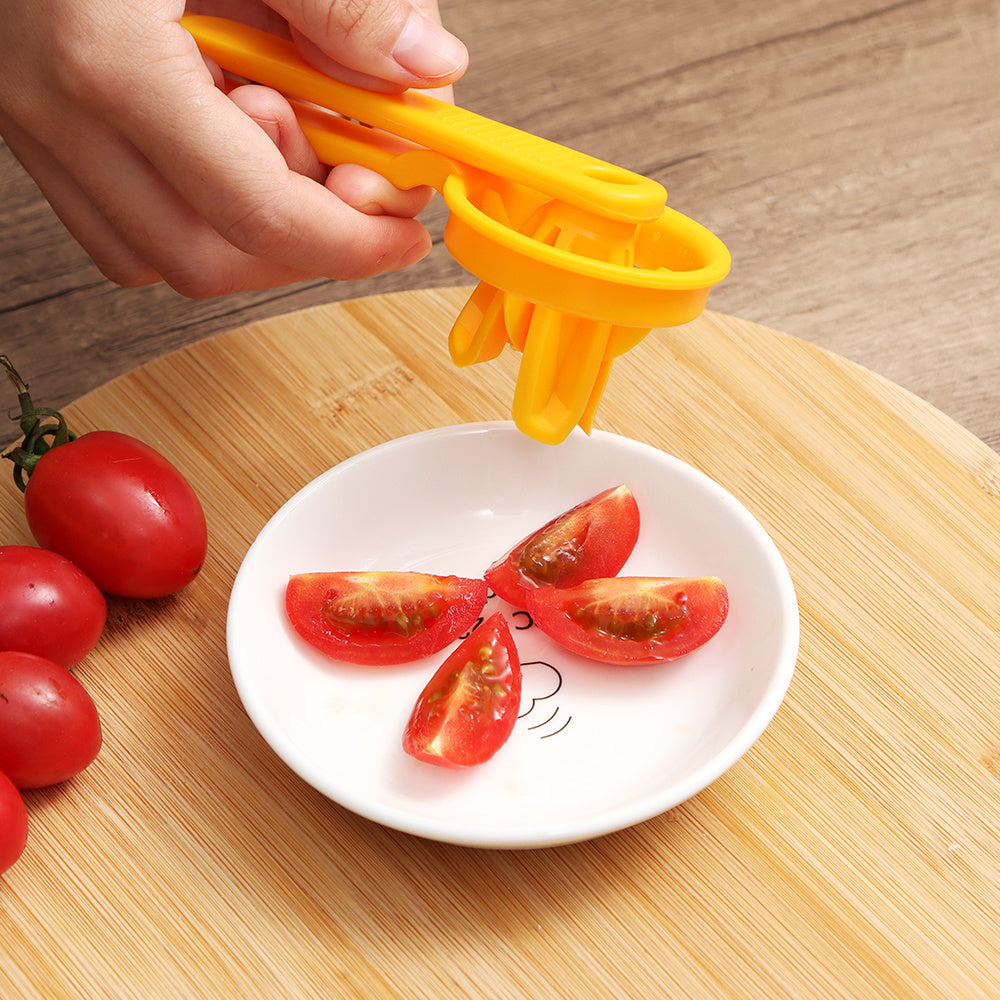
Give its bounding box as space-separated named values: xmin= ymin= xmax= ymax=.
xmin=0 ymin=771 xmax=28 ymax=876
xmin=403 ymin=612 xmax=521 ymax=768
xmin=0 ymin=651 xmax=103 ymax=788
xmin=0 ymin=545 xmax=107 ymax=668
xmin=485 ymin=485 xmax=640 ymax=608
xmin=526 ymin=576 xmax=729 ymax=664
xmin=25 ymin=430 xmax=208 ymax=599
xmin=286 ymin=571 xmax=489 ymax=665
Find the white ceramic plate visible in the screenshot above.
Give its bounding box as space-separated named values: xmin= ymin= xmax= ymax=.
xmin=227 ymin=422 xmax=798 ymax=849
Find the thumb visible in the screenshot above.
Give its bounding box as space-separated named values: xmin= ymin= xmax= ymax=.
xmin=271 ymin=0 xmax=468 ymax=91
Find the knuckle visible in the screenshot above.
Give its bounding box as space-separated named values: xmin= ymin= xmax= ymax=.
xmin=50 ymin=34 xmax=118 ymax=109
xmin=218 ymin=189 xmax=295 ymax=260
xmin=329 ymin=0 xmax=367 ymax=36
xmin=326 ymin=0 xmax=394 ymax=46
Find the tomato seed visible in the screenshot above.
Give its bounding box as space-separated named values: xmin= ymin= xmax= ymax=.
xmin=322 ymin=595 xmax=445 ymax=636
xmin=571 ymin=596 xmax=688 ymax=641
xmin=518 ymin=537 xmax=585 ymax=586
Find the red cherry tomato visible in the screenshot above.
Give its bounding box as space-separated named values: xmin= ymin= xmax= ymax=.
xmin=403 ymin=612 xmax=521 ymax=768
xmin=285 ymin=571 xmax=489 ymax=666
xmin=0 ymin=545 xmax=106 ymax=667
xmin=0 ymin=771 xmax=28 ymax=876
xmin=485 ymin=485 xmax=640 ymax=608
xmin=23 ymin=430 xmax=208 ymax=598
xmin=0 ymin=651 xmax=103 ymax=788
xmin=526 ymin=576 xmax=729 ymax=664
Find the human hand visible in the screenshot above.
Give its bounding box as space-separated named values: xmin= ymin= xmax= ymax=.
xmin=0 ymin=0 xmax=468 ymax=296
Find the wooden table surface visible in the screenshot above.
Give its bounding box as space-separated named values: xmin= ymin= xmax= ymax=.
xmin=2 ymin=0 xmax=998 ymax=451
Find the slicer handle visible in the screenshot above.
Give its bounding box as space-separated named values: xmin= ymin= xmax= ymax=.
xmin=289 ymin=102 xmax=458 ymax=193
xmin=182 ymin=15 xmax=666 ymax=222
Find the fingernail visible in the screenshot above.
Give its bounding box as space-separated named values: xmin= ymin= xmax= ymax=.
xmin=392 ymin=11 xmax=468 ymax=81
xmin=251 ymin=115 xmax=282 ymax=149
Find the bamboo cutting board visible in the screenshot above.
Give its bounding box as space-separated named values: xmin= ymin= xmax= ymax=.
xmin=2 ymin=287 xmax=1000 ymax=999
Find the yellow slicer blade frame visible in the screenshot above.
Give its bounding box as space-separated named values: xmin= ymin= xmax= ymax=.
xmin=183 ymin=15 xmax=731 ymax=444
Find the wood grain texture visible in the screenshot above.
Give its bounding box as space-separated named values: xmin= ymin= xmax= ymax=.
xmin=1 ymin=288 xmax=999 ymax=999
xmin=1 ymin=0 xmax=998 ymax=450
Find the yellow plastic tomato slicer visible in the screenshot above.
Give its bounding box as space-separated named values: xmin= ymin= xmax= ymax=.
xmin=183 ymin=16 xmax=731 ymax=445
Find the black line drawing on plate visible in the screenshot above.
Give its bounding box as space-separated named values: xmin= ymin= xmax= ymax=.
xmin=518 ymin=659 xmax=572 ymax=739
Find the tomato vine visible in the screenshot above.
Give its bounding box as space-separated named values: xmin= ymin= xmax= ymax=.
xmin=1 ymin=355 xmax=77 ymax=492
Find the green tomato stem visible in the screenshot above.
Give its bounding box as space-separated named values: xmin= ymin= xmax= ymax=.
xmin=1 ymin=355 xmax=77 ymax=493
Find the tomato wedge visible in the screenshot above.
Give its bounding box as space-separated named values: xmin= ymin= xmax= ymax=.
xmin=485 ymin=485 xmax=640 ymax=608
xmin=403 ymin=612 xmax=521 ymax=768
xmin=285 ymin=571 xmax=488 ymax=665
xmin=526 ymin=576 xmax=729 ymax=664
